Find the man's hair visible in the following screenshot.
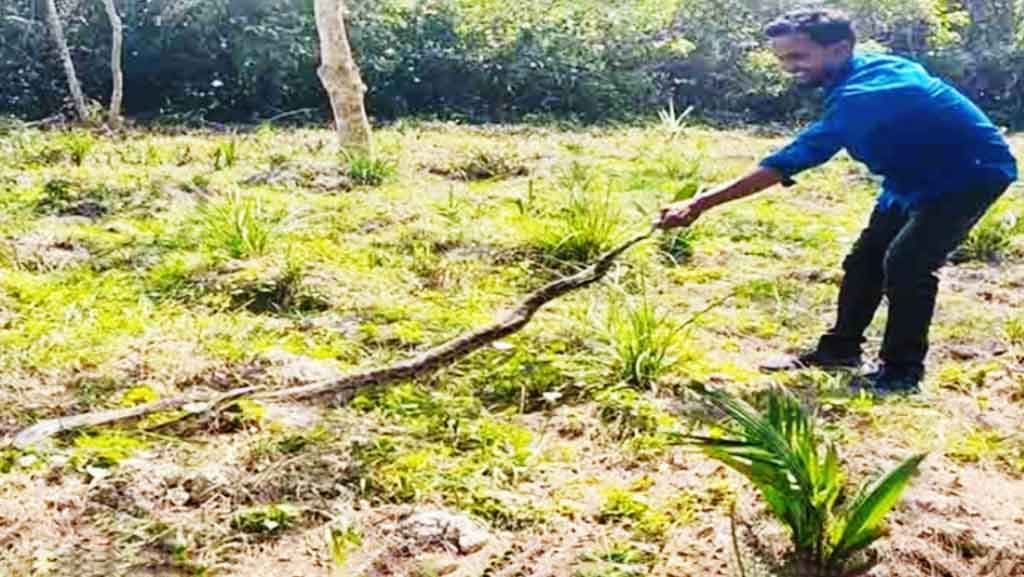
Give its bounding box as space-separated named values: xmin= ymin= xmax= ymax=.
xmin=764 ymin=9 xmax=856 ymax=46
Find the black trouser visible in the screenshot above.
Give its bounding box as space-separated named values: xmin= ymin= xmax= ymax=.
xmin=817 ymin=181 xmax=1008 ymax=372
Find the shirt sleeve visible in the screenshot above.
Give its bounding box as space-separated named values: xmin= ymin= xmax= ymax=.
xmin=759 ymin=112 xmax=844 ymax=187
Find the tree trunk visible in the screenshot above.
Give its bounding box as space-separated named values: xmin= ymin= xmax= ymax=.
xmin=313 ymin=0 xmax=372 ymax=152
xmin=100 ymin=0 xmax=124 ymax=128
xmin=43 ymin=0 xmax=89 ymax=121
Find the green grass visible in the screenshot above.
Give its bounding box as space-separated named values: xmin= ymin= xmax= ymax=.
xmin=231 ymin=504 xmax=300 ymax=535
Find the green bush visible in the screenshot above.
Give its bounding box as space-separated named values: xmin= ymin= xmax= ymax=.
xmin=3 ymin=0 xmax=1024 ymax=126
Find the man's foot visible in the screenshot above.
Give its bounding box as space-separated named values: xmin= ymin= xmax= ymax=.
xmin=850 ymin=365 xmax=923 ymax=395
xmin=760 ymin=349 xmax=862 ymax=372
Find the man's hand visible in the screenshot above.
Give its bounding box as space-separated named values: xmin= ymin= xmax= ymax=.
xmin=655 ymin=167 xmax=784 ymax=231
xmin=656 ymin=198 xmax=706 ymax=230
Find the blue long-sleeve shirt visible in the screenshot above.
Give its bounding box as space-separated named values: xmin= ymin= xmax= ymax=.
xmin=760 ymin=53 xmax=1017 ymax=211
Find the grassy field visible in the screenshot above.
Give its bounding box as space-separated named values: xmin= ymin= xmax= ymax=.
xmin=0 ymin=121 xmax=1022 ymax=577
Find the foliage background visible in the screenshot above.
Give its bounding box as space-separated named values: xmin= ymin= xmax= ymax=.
xmin=2 ymin=0 xmax=1023 ymax=126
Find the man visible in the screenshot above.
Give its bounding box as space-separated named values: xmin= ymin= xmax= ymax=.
xmin=657 ymin=9 xmax=1017 ymax=393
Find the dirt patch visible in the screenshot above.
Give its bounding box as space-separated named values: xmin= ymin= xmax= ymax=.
xmin=0 ymin=473 xmax=98 ymax=575
xmin=868 ymin=461 xmax=1024 ymax=577
xmin=427 ymin=149 xmax=531 ymax=181
xmin=192 ymin=258 xmax=336 ymax=315
xmin=338 ymin=507 xmax=505 ymax=577
xmin=8 ymin=230 xmax=91 ymax=271
xmin=241 ymin=161 xmax=352 ymax=192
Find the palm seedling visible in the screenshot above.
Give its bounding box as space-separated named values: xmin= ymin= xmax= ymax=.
xmin=687 ymin=386 xmax=926 ymax=576
xmin=658 ymin=100 xmax=694 ymax=139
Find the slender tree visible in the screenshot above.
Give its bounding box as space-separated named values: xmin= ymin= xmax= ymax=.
xmin=100 ymin=0 xmax=124 ymax=127
xmin=313 ymin=0 xmax=372 ymax=151
xmin=42 ymin=0 xmax=88 ymax=120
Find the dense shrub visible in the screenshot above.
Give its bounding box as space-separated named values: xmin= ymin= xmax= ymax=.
xmin=2 ymin=0 xmax=1023 ymax=127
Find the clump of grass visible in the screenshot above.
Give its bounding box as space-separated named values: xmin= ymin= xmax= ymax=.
xmin=71 ymin=431 xmax=148 ymax=471
xmin=198 ymin=190 xmax=284 ymax=259
xmin=605 ymin=293 xmax=681 ymax=388
xmin=688 ymin=386 xmax=926 ymax=576
xmin=432 ymin=147 xmax=529 ymax=181
xmin=224 ymin=399 xmax=265 ymax=427
xmin=656 ymin=151 xmax=702 ymax=183
xmin=633 ymin=491 xmax=698 ymax=542
xmin=598 ymin=486 xmax=650 ymax=524
xmin=556 ymin=160 xmax=599 ymax=192
xmin=537 ymin=188 xmax=622 ymax=265
xmin=344 ymin=149 xmax=396 ymax=186
xmin=119 ymin=385 xmax=159 ymax=406
xmin=952 ymin=209 xmax=1020 ymax=263
xmin=347 ymin=384 xmax=537 ymax=504
xmin=593 ymin=485 xmax=696 ymax=553
xmin=577 ymin=540 xmax=656 ymax=577
xmin=660 ymin=228 xmax=696 ymax=265
xmin=936 ymin=362 xmax=997 ymax=394
xmin=454 ymin=488 xmax=545 ymax=530
xmin=1006 ymin=317 xmax=1024 ymax=347
xmin=466 ymin=344 xmax=576 ymax=413
xmin=657 ymin=165 xmax=702 ymax=264
xmin=947 ymin=427 xmax=1007 ymax=465
xmin=213 ymin=138 xmax=239 ymax=170
xmin=595 ymin=386 xmax=673 ymax=440
xmin=1 ymin=448 xmax=25 ymax=474
xmin=231 ymin=504 xmax=300 ymax=535
xmin=34 ymin=178 xmax=112 ymax=218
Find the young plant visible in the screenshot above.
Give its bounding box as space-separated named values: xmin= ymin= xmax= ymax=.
xmin=688 ymin=386 xmax=926 ymax=576
xmin=657 ymin=100 xmax=694 ymax=139
xmin=62 ymin=130 xmax=96 ymax=166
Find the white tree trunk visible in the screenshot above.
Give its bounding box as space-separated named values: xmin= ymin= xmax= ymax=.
xmin=100 ymin=0 xmax=124 ymax=128
xmin=314 ymin=0 xmax=372 ymax=152
xmin=43 ymin=0 xmax=89 ymax=121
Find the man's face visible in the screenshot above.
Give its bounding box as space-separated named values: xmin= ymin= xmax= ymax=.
xmin=770 ymin=33 xmax=851 ymax=86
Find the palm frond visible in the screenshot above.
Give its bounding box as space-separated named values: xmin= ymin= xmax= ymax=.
xmin=828 ymin=453 xmax=927 ymax=564
xmin=687 ymin=385 xmax=926 ymax=573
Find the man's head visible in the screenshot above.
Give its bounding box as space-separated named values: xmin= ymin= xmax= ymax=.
xmin=765 ymin=9 xmax=855 ymax=86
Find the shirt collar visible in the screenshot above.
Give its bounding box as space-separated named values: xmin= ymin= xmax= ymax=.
xmin=824 ymin=54 xmax=860 ymax=95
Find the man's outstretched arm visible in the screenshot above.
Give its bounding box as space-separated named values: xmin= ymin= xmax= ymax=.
xmin=658 ymin=112 xmax=847 ymax=229
xmin=657 ymin=166 xmax=783 ymax=229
